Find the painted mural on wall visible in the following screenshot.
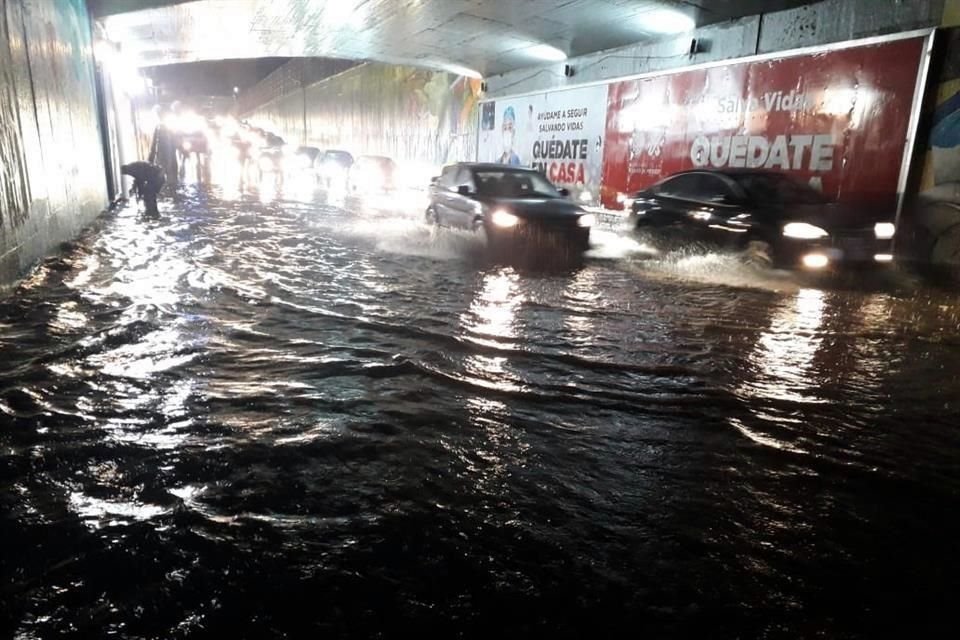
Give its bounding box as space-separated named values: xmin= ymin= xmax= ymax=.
xmin=248 ymin=62 xmax=481 ymax=170
xmin=919 ymin=28 xmax=960 ymax=199
xmin=912 ymin=21 xmax=960 ymax=267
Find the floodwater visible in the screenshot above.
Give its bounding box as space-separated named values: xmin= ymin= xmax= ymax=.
xmin=2 ymin=181 xmax=959 ymax=638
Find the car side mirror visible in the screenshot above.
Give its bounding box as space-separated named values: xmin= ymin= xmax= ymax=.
xmin=558 ymin=188 xmax=570 ymax=197
xmin=430 ymin=176 xmax=440 ymax=185
xmin=457 ymin=185 xmax=471 ymax=196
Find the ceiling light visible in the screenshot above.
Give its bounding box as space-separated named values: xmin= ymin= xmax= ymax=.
xmin=642 ymin=8 xmax=695 ymax=34
xmin=442 ymin=64 xmax=483 ymax=79
xmin=525 ymin=44 xmax=567 ymax=62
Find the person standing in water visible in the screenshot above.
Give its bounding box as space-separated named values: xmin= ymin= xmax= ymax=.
xmin=498 ymin=106 xmax=522 ymax=166
xmin=122 ymin=161 xmax=165 ymax=216
xmin=148 ymin=106 xmax=178 ymax=188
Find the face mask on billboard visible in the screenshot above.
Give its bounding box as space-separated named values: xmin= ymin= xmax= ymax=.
xmin=503 ymin=130 xmax=514 ymax=153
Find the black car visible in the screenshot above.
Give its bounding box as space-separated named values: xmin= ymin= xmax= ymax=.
xmin=256 ymin=134 xmax=286 ymax=176
xmin=627 ymin=170 xmax=897 ymax=269
xmin=318 ymin=150 xmax=355 ymax=188
xmin=426 ymin=163 xmax=594 ymax=252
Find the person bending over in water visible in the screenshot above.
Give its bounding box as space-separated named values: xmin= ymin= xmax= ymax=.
xmin=122 ymin=161 xmax=165 ymax=216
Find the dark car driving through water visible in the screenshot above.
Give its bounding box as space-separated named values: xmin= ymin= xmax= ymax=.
xmin=627 ymin=169 xmax=897 ymax=269
xmin=318 ymin=150 xmax=355 ymax=189
xmin=426 ymin=163 xmax=595 ymax=253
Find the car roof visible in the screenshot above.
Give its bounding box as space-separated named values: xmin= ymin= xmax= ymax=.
xmin=661 ymin=169 xmax=793 ymax=179
xmin=456 ymin=162 xmax=540 ymax=172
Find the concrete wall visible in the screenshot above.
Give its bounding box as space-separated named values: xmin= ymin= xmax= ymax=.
xmin=486 ymin=0 xmax=942 ymax=97
xmin=0 ymin=0 xmax=109 ymax=291
xmin=246 ymin=62 xmax=482 ymax=168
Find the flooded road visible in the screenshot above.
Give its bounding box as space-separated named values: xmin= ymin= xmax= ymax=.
xmin=2 ymin=184 xmax=959 ymax=638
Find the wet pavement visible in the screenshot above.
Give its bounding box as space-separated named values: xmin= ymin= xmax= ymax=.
xmin=2 ymin=182 xmax=959 ymax=638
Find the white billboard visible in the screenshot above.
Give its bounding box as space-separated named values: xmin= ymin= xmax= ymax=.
xmin=478 ymin=85 xmax=608 ymax=204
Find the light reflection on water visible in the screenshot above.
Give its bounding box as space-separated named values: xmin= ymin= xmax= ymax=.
xmin=463 ymin=268 xmax=523 ymax=346
xmin=750 ymin=287 xmax=827 ymax=405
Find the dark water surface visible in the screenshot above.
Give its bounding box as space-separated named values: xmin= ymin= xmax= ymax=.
xmin=2 ymin=185 xmax=959 ymax=638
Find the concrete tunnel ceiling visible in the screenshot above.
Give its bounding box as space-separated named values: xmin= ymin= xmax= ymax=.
xmin=94 ymin=0 xmax=824 ymax=76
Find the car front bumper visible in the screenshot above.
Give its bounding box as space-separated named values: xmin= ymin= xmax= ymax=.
xmin=488 ymin=221 xmax=590 ymax=253
xmin=779 ymin=233 xmax=895 ymax=269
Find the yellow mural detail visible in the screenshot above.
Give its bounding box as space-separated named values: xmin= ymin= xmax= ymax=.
xmin=944 ymin=0 xmax=960 ymax=27
xmin=920 ymin=6 xmax=960 ymax=194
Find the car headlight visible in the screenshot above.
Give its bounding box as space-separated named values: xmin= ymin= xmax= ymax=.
xmin=491 ymin=209 xmax=519 ymax=228
xmin=578 ymin=213 xmax=596 ymax=228
xmin=783 ymin=222 xmax=829 ymax=239
xmin=874 ymin=222 xmax=896 ymax=240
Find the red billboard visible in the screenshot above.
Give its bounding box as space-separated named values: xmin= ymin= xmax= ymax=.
xmin=601 ymin=36 xmax=927 ymax=210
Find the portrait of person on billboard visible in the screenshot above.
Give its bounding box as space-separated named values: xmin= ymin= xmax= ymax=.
xmin=499 ymin=106 xmax=522 ymax=166
xmin=481 ymin=102 xmax=496 ymax=131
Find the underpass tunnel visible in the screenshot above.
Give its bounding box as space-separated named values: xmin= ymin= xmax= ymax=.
xmin=5 ymin=2 xmax=960 ymax=637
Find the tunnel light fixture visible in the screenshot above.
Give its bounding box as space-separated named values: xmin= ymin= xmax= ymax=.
xmin=525 ymin=44 xmax=567 ymax=62
xmin=442 ymin=64 xmax=483 ymax=80
xmin=641 ymin=8 xmax=696 ymax=35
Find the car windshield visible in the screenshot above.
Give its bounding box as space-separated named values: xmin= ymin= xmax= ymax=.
xmin=473 ymin=170 xmax=560 ymax=198
xmin=731 ymin=173 xmax=827 ymax=205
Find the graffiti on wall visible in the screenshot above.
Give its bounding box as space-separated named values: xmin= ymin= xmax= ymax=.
xmin=919 ymin=28 xmax=960 ymax=199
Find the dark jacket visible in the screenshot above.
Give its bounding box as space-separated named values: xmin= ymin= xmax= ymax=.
xmin=121 ymin=161 xmax=165 ymax=197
